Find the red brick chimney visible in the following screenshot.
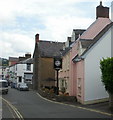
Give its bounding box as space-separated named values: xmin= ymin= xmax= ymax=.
xmin=96 ymin=1 xmax=109 ymax=19
xmin=35 ymin=34 xmax=39 ymax=44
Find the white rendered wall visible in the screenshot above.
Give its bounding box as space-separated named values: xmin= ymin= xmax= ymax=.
xmin=16 ymin=64 xmax=33 ymax=83
xmin=111 ymin=1 xmax=113 ymax=22
xmin=84 ymin=28 xmax=111 ymax=102
xmin=17 ymin=64 xmax=25 ymax=77
xmin=17 ymin=64 xmax=25 ymax=83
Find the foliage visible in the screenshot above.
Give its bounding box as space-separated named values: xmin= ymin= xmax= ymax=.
xmin=41 ymin=88 xmax=54 ymax=94
xmin=49 ymin=88 xmax=54 ymax=94
xmin=61 ymin=87 xmax=66 ymax=94
xmin=100 ymin=57 xmax=113 ymax=94
xmin=43 ymin=88 xmax=50 ymax=93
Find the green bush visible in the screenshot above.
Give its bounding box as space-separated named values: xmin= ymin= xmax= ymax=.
xmin=100 ymin=57 xmax=113 ymax=94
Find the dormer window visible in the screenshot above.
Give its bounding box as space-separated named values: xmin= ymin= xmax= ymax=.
xmin=26 ymin=63 xmax=31 ymax=71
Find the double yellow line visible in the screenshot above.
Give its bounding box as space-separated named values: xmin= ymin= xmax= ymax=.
xmin=2 ymin=97 xmax=24 ymax=119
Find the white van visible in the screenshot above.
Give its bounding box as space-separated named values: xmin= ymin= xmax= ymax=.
xmin=0 ymin=79 xmax=8 ymax=94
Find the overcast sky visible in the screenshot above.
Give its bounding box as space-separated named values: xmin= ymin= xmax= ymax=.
xmin=0 ymin=0 xmax=112 ymax=59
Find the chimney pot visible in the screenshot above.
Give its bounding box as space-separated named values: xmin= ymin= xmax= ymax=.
xmin=100 ymin=1 xmax=102 ymax=6
xmin=35 ymin=34 xmax=39 ymax=43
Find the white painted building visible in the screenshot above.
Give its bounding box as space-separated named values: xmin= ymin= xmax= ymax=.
xmin=72 ymin=2 xmax=113 ymax=104
xmin=82 ymin=23 xmax=112 ymax=104
xmin=15 ymin=58 xmax=33 ymax=84
xmin=9 ymin=65 xmax=16 ymax=83
xmin=0 ymin=66 xmax=9 ymax=80
xmin=9 ymin=58 xmax=33 ymax=88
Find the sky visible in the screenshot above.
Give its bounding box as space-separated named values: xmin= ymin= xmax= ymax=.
xmin=0 ymin=0 xmax=112 ymax=59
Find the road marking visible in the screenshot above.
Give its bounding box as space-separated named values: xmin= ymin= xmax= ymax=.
xmin=36 ymin=92 xmax=113 ymax=117
xmin=3 ymin=100 xmax=16 ymax=118
xmin=2 ymin=97 xmax=24 ymax=120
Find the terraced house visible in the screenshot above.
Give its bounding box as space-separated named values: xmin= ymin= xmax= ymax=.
xmin=59 ymin=2 xmax=113 ymax=104
xmin=59 ymin=29 xmax=85 ymax=94
xmin=9 ymin=54 xmax=33 ymax=88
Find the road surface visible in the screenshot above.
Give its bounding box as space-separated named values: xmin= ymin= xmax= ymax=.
xmin=2 ymin=87 xmax=112 ymax=119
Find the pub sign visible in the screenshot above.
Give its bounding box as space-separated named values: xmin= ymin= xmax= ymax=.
xmin=54 ymin=57 xmax=62 ymax=70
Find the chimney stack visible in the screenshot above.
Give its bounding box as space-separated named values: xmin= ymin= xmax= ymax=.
xmin=25 ymin=53 xmax=31 ymax=59
xmin=35 ymin=33 xmax=39 ymax=43
xmin=96 ymin=1 xmax=109 ymax=19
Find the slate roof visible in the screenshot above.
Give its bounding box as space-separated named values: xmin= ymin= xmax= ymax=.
xmin=19 ymin=58 xmax=33 ymax=64
xmin=61 ymin=47 xmax=71 ymax=56
xmin=81 ymin=22 xmax=113 ymax=56
xmin=38 ymin=41 xmax=64 ymax=58
xmin=73 ymin=21 xmax=113 ymax=62
xmin=80 ymin=18 xmax=112 ymax=40
xmin=72 ymin=17 xmax=113 ymax=63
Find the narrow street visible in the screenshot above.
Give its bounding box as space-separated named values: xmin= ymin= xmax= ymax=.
xmin=2 ymin=88 xmax=112 ymax=119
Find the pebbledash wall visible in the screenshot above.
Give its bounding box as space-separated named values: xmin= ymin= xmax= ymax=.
xmin=83 ymin=26 xmax=111 ymax=104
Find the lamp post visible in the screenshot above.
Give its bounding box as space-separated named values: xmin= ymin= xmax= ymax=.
xmin=54 ymin=57 xmax=62 ymax=95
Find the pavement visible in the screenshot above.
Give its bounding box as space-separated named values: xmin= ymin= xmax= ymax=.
xmin=39 ymin=92 xmax=113 ymax=116
xmin=64 ymin=101 xmax=112 ymax=114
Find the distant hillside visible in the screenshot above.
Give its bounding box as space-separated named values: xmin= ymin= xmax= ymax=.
xmin=0 ymin=58 xmax=2 ymax=66
xmin=0 ymin=58 xmax=9 ymax=66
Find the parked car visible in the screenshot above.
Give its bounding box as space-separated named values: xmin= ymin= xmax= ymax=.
xmin=0 ymin=79 xmax=8 ymax=94
xmin=11 ymin=82 xmax=16 ymax=88
xmin=18 ymin=83 xmax=29 ymax=91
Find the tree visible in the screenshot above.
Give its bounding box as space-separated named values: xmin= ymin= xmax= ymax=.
xmin=100 ymin=57 xmax=113 ymax=110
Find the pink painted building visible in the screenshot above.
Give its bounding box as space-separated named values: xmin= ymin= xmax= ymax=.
xmin=59 ymin=30 xmax=85 ymax=94
xmin=59 ymin=2 xmax=113 ymax=104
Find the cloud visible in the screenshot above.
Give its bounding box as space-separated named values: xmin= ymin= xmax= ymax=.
xmin=0 ymin=31 xmax=35 ymax=58
xmin=0 ymin=0 xmax=112 ymax=58
xmin=37 ymin=16 xmax=94 ymax=42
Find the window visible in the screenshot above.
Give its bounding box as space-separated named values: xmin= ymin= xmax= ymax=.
xmin=26 ymin=64 xmax=31 ymax=71
xmin=16 ymin=65 xmax=17 ymax=71
xmin=19 ymin=76 xmax=22 ymax=82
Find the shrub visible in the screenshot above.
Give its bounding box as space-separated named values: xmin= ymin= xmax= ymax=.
xmin=100 ymin=57 xmax=113 ymax=94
